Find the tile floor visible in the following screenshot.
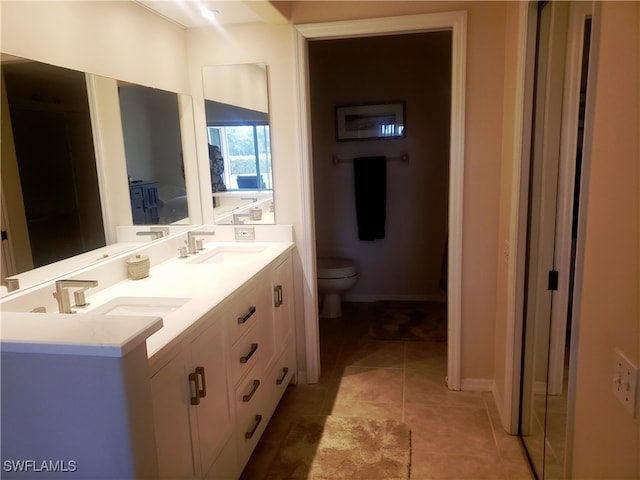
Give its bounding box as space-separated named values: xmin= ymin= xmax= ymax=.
xmin=240 ymin=302 xmax=534 ymax=480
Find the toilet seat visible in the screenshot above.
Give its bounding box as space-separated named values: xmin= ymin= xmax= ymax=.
xmin=317 ymin=258 xmax=357 ymax=279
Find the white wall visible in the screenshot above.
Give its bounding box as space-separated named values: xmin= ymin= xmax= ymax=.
xmin=0 ymin=1 xmax=189 ymax=94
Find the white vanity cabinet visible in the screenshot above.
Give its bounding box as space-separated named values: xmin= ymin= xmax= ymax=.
xmin=151 ymin=249 xmax=296 ymax=480
xmin=151 ymin=317 xmax=233 ymax=480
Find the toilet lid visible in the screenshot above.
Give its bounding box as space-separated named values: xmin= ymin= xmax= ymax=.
xmin=317 ymin=258 xmax=357 ymax=279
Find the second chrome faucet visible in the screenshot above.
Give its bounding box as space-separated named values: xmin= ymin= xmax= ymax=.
xmin=54 ymin=279 xmax=98 ymax=314
xmin=186 ymin=231 xmax=216 ymax=255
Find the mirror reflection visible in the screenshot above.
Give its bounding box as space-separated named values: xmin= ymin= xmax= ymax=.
xmin=202 ymin=64 xmax=274 ymax=224
xmin=1 ymin=57 xmax=106 ymax=274
xmin=1 ymin=54 xmax=200 ymax=297
xmin=118 ymin=83 xmax=189 ymax=225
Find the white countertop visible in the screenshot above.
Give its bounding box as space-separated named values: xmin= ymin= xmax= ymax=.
xmin=1 ymin=240 xmax=294 ymax=366
xmin=0 ymin=313 xmax=162 ymax=358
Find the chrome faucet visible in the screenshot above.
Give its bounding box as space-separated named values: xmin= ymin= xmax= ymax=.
xmin=1 ymin=278 xmax=19 ymax=292
xmin=232 ymin=213 xmax=253 ymax=225
xmin=54 ymin=279 xmax=98 ymax=314
xmin=186 ymin=231 xmax=216 ymax=254
xmin=136 ymin=227 xmax=169 ymax=240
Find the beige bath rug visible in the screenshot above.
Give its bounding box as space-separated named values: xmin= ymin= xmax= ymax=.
xmin=266 ymin=415 xmax=411 ymax=480
xmin=369 ymin=300 xmax=447 ymax=342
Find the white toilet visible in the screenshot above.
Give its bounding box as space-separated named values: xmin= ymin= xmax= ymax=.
xmin=317 ymin=258 xmax=358 ymax=318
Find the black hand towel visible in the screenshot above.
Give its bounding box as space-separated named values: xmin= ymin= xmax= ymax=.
xmin=353 ymin=156 xmax=387 ymax=240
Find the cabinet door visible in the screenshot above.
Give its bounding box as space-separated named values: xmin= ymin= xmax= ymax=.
xmin=272 ymin=255 xmax=294 ymax=352
xmin=151 ymin=349 xmax=201 ymax=480
xmin=190 ymin=319 xmax=235 ymax=476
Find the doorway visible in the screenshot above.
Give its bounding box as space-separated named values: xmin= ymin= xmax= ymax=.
xmin=295 ymin=11 xmax=467 ymax=386
xmin=308 ymin=30 xmax=451 ymax=304
xmin=518 ymin=2 xmax=594 ymax=478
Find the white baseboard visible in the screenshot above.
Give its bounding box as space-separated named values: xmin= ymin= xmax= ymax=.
xmin=343 ymin=293 xmax=447 ymax=303
xmin=460 ymin=378 xmax=494 ymax=391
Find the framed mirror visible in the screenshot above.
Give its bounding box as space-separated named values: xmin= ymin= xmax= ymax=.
xmin=202 ymin=63 xmax=274 ymax=225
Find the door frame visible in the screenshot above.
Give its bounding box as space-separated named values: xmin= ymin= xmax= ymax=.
xmin=294 ymin=11 xmax=467 ymax=388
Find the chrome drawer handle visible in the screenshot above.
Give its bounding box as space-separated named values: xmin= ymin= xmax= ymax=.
xmin=276 ymin=367 xmax=289 ymax=385
xmin=242 ymin=379 xmax=260 ymax=402
xmin=240 ymin=343 xmax=258 ymax=364
xmin=195 ymin=366 xmax=207 ymax=398
xmin=189 ymin=372 xmax=200 ymax=406
xmin=238 ymin=306 xmax=256 ymax=324
xmin=245 ymin=414 xmax=263 ymax=440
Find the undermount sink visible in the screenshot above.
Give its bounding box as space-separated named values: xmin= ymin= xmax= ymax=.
xmin=84 ymin=296 xmax=190 ymax=317
xmin=186 ymin=245 xmax=267 ymax=265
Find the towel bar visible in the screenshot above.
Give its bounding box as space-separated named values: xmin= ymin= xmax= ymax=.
xmin=332 ymin=153 xmax=409 ymax=166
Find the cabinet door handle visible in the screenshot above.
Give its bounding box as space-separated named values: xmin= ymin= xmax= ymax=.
xmin=240 ymin=343 xmax=258 ymax=364
xmin=276 ymin=367 xmax=289 ymax=385
xmin=242 ymin=379 xmax=260 ymax=402
xmin=245 ymin=414 xmax=263 ymax=439
xmin=195 ymin=366 xmax=207 ymax=398
xmin=279 ymin=285 xmax=284 ymax=306
xmin=238 ymin=306 xmax=256 ymax=324
xmin=188 ymin=372 xmax=200 ymax=406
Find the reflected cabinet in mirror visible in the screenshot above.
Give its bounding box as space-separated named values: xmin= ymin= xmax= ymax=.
xmin=202 ymin=63 xmax=274 ymax=225
xmin=118 ymin=83 xmax=189 ymax=225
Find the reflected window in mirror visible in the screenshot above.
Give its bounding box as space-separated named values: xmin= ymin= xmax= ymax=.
xmin=205 ymin=105 xmax=272 ymax=192
xmin=1 ymin=58 xmax=106 ymax=272
xmin=118 ymin=84 xmax=188 ymax=225
xmin=202 ymin=63 xmax=275 ymax=225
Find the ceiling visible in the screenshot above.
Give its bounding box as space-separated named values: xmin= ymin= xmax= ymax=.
xmin=135 ymin=0 xmax=287 ymax=28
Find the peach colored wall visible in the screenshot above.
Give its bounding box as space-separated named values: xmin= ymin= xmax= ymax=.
xmin=572 ymin=2 xmax=640 ymax=477
xmin=291 ymin=0 xmax=507 ymax=382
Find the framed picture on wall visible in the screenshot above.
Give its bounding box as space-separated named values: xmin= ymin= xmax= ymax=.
xmin=335 ymin=102 xmax=405 ymax=141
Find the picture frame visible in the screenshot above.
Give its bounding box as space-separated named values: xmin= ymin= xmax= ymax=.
xmin=335 ymin=102 xmax=405 ymax=141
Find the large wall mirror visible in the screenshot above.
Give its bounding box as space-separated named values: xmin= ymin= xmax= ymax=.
xmin=1 ymin=56 xmax=106 ymax=274
xmin=202 ymin=63 xmax=275 ymax=225
xmin=1 ymin=55 xmax=199 ymax=296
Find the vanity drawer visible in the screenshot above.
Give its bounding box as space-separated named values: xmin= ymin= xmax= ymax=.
xmin=234 ymin=363 xmax=270 ymax=467
xmin=227 ymin=282 xmax=266 ymax=346
xmin=230 ymin=313 xmax=274 ymax=387
xmin=267 ymin=339 xmax=296 ymax=403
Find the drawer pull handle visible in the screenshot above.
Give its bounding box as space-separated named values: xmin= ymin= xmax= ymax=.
xmin=188 ymin=372 xmax=200 ymax=406
xmin=245 ymin=414 xmax=263 ymax=440
xmin=276 ymin=367 xmax=289 ymax=385
xmin=240 ymin=343 xmax=258 ymax=364
xmin=274 ymin=285 xmax=283 ymax=307
xmin=195 ymin=366 xmax=207 ymax=398
xmin=238 ymin=306 xmax=256 ymax=324
xmin=242 ymin=379 xmax=261 ymax=402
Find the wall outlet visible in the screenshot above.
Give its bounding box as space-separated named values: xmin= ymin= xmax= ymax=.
xmin=234 ymin=226 xmax=255 ymax=241
xmin=612 ymin=348 xmax=638 ymax=417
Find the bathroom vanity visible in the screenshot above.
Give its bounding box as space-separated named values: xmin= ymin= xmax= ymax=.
xmin=0 ymin=226 xmax=296 ymax=479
